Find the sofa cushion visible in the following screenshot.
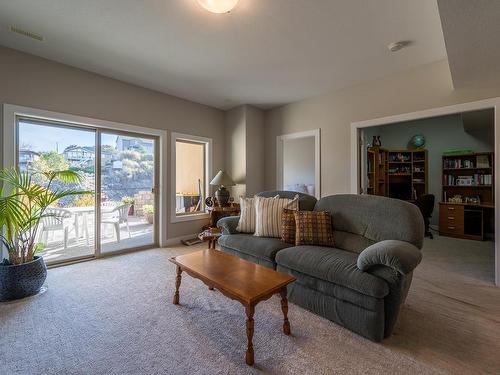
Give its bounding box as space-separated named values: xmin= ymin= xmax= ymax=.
xmin=257 ymin=191 xmax=317 ymax=211
xmin=314 ymin=194 xmax=424 ymax=251
xmin=294 ymin=210 xmax=335 ymax=247
xmin=276 ymin=246 xmax=389 ymax=298
xmin=218 ymin=234 xmax=293 ymax=264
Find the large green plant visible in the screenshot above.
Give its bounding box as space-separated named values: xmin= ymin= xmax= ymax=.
xmin=0 ymin=168 xmax=90 ymax=265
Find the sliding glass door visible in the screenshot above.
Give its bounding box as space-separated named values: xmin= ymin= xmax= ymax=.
xmin=16 ymin=118 xmax=158 ymax=264
xmin=99 ymin=132 xmax=157 ymax=253
xmin=17 ymin=119 xmax=96 ymax=263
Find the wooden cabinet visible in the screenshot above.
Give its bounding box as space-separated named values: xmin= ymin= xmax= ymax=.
xmin=439 ymin=204 xmax=464 ymax=236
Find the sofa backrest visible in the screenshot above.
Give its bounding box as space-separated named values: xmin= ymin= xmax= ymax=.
xmin=256 ymin=190 xmax=317 ymax=211
xmin=314 ymin=194 xmax=424 ymax=253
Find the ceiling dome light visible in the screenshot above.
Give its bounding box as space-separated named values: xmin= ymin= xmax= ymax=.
xmin=197 ymin=0 xmax=239 ymax=13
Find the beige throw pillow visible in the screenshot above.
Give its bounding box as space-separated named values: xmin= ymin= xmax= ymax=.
xmin=237 ymin=195 xmax=280 ymax=233
xmin=254 ymin=195 xmax=299 ymax=238
xmin=236 ymin=197 xmax=257 ymax=233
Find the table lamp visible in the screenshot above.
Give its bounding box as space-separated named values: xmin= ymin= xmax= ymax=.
xmin=210 ymin=170 xmax=235 ymax=206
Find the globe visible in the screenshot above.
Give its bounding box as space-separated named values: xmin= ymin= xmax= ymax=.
xmin=409 ymin=134 xmax=425 ymax=149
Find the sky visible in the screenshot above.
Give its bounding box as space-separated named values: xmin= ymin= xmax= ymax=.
xmin=18 ymin=121 xmax=152 ymax=153
xmin=19 ymin=121 xmax=95 ymax=153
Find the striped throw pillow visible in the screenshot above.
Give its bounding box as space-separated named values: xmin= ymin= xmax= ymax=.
xmin=254 ymin=195 xmax=299 ymax=238
xmin=236 ymin=197 xmax=257 ymax=233
xmin=294 ymin=210 xmax=335 ymax=247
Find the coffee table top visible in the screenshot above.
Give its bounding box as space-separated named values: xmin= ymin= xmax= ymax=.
xmin=170 ymin=249 xmax=295 ymax=305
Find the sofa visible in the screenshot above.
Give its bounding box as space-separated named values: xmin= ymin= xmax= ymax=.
xmin=217 ymin=191 xmax=424 ymax=342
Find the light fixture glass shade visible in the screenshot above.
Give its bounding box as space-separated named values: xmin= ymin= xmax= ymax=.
xmin=210 ymin=170 xmax=235 ymax=186
xmin=197 ymin=0 xmax=239 ymax=13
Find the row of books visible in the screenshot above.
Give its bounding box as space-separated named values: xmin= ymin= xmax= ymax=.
xmin=443 ymin=174 xmax=492 ymax=186
xmin=443 ymin=155 xmax=490 ymax=169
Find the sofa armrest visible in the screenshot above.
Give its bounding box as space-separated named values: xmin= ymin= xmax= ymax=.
xmin=216 ymin=216 xmax=240 ymax=235
xmin=357 ymin=240 xmax=422 ymax=275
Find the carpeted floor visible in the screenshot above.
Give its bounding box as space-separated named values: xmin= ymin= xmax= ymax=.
xmin=0 ymin=236 xmax=499 ymax=374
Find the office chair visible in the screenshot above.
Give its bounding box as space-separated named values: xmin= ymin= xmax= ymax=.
xmin=415 ymin=194 xmax=435 ymax=239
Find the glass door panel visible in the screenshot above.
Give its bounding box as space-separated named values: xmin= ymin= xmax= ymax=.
xmin=99 ymin=132 xmax=156 ymax=253
xmin=17 ymin=119 xmax=96 ymax=264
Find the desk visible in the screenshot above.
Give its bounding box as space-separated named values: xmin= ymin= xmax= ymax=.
xmin=439 ymin=202 xmax=494 ymax=240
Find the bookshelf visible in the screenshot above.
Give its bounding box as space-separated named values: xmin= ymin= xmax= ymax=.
xmin=441 ymin=152 xmax=494 ymax=204
xmin=440 ymin=152 xmax=494 ymax=241
xmin=387 ymin=150 xmax=428 ymax=201
xmin=366 ymin=147 xmax=388 ymax=196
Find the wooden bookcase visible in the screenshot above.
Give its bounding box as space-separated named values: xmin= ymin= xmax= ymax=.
xmin=439 ymin=152 xmax=494 ymax=240
xmin=366 ymin=147 xmax=388 ymax=196
xmin=386 ymin=150 xmax=428 ymax=201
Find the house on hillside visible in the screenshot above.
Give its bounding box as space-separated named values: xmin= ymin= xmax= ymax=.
xmin=19 ymin=149 xmax=40 ymax=171
xmin=62 ymin=145 xmax=95 ymax=167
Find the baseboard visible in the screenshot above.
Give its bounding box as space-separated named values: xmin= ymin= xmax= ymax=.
xmin=163 ymin=233 xmax=200 ymax=247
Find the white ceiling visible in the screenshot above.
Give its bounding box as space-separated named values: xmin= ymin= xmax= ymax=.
xmin=438 ymin=0 xmax=500 ymax=90
xmin=0 ymin=0 xmax=447 ymax=110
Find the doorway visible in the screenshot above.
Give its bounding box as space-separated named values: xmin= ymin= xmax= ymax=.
xmin=351 ymin=98 xmax=500 ymax=286
xmin=276 ymin=129 xmax=321 ymax=199
xmin=16 ymin=117 xmax=159 ymax=265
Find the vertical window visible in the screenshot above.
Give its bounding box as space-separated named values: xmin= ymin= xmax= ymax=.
xmin=172 ymin=133 xmax=211 ymax=220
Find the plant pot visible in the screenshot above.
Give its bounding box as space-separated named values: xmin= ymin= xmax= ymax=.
xmin=146 ymin=213 xmax=154 ymax=224
xmin=0 ymin=256 xmax=47 ymax=302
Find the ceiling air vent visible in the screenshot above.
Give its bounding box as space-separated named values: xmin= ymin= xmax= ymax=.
xmin=9 ymin=26 xmax=44 ymax=42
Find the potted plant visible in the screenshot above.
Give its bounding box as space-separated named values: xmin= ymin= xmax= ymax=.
xmin=121 ymin=196 xmax=135 ymax=216
xmin=0 ymin=168 xmax=89 ymax=301
xmin=143 ymin=204 xmax=154 ymax=224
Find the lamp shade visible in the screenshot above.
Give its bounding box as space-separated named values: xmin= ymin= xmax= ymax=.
xmin=210 ymin=170 xmax=235 ymax=186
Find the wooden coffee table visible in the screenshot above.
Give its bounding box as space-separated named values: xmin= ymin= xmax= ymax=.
xmin=169 ymin=249 xmax=296 ymax=366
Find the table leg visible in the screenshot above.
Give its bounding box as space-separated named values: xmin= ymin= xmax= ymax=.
xmin=245 ymin=304 xmax=255 ymax=366
xmin=173 ymin=266 xmax=182 ymax=305
xmin=207 ymin=239 xmax=213 ymax=249
xmin=280 ymin=287 xmax=291 ymax=335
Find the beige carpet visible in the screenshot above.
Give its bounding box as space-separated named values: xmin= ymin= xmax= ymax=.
xmin=0 ymin=236 xmax=498 ymax=374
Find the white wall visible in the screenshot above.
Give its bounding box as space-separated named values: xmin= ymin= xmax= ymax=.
xmin=0 ymin=46 xmax=225 ymax=240
xmin=264 ymin=59 xmax=500 ymax=196
xmin=283 ymin=136 xmax=315 ymax=189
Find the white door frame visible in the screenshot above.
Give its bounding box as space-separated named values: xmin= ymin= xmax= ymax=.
xmin=2 ymin=104 xmax=168 ymax=262
xmin=276 ymin=129 xmax=321 ymax=199
xmin=350 ymin=97 xmax=500 ymax=286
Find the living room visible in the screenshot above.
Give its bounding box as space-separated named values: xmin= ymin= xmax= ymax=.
xmin=1 ymin=1 xmax=500 ymax=374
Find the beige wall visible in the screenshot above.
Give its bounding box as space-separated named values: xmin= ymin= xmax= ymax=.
xmin=224 ymin=104 xmax=265 ymax=199
xmin=264 ymin=59 xmax=500 ymax=196
xmin=224 ymin=106 xmax=247 ymax=198
xmin=245 ymin=105 xmax=265 ymax=196
xmin=0 ymin=46 xmax=225 ymax=240
xmin=283 ymin=136 xmax=315 ymax=189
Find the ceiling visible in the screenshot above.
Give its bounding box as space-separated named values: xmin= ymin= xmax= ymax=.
xmin=438 ymin=0 xmax=500 ymax=90
xmin=0 ymin=0 xmax=447 ymax=110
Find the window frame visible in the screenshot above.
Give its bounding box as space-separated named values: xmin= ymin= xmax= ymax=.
xmin=170 ymin=132 xmax=212 ymax=223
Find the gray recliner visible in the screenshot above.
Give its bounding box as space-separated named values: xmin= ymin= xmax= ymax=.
xmin=217 ymin=192 xmax=424 ymax=342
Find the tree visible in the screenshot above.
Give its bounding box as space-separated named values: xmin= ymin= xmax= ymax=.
xmin=31 ymin=152 xmax=69 ymax=173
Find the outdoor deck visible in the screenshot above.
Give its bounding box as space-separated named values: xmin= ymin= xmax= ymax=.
xmin=39 ymin=216 xmax=154 ymax=263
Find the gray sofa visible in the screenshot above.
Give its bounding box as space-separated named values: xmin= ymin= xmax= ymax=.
xmin=217 ymin=191 xmax=424 ymax=342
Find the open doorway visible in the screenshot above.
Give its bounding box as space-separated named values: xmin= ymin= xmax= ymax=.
xmin=357 ymin=108 xmax=496 ymax=284
xmin=276 ymin=129 xmax=321 ymax=199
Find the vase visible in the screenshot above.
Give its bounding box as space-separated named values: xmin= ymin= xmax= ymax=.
xmin=0 ymin=256 xmax=47 ymax=302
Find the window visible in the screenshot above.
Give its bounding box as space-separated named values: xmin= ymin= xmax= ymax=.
xmin=171 ymin=133 xmax=212 ymax=222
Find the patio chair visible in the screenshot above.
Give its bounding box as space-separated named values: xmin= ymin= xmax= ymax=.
xmin=39 ymin=208 xmax=74 ymax=250
xmin=101 ymin=204 xmax=131 ymax=242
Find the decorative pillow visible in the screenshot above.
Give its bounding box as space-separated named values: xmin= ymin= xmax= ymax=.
xmin=236 ymin=197 xmax=257 ymax=233
xmin=281 ymin=208 xmax=297 ymax=244
xmin=254 ymin=195 xmax=299 ymax=238
xmin=294 ymin=210 xmax=335 ymax=247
